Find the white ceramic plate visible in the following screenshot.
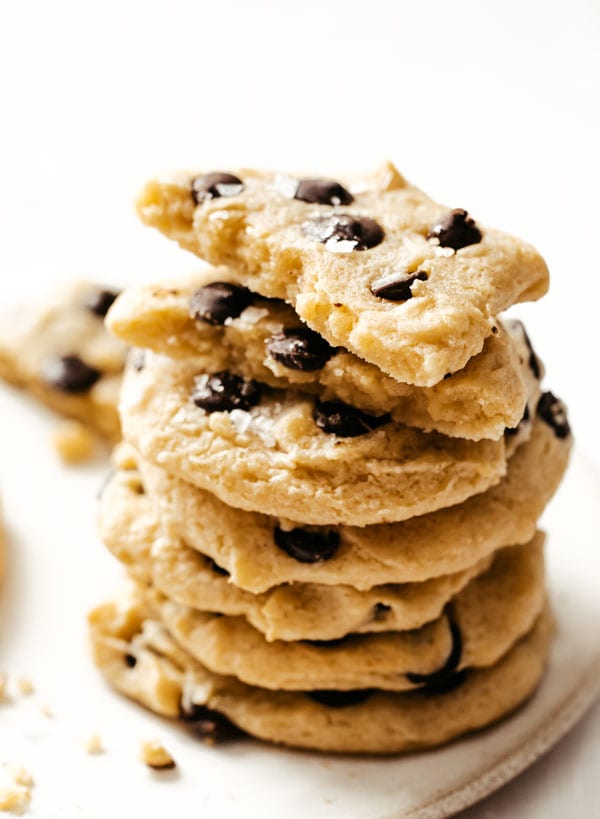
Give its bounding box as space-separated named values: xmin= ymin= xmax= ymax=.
xmin=0 ymin=387 xmax=599 ymax=819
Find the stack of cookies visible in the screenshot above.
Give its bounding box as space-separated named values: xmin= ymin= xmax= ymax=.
xmin=89 ymin=162 xmax=572 ymax=753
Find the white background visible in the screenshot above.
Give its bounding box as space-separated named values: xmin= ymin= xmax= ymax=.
xmin=0 ymin=1 xmax=599 ymax=816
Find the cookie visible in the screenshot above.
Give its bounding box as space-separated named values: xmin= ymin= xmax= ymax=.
xmin=99 ymin=456 xmax=492 ymax=641
xmin=120 ymin=353 xmax=508 ymax=526
xmin=107 ymin=271 xmax=541 ymax=440
xmin=149 ymin=535 xmax=546 ymax=691
xmin=136 ymin=162 xmax=549 ymax=387
xmin=89 ymin=584 xmax=554 ymax=753
xmin=139 ymin=408 xmax=570 ymax=592
xmin=0 ymin=282 xmax=126 ymax=441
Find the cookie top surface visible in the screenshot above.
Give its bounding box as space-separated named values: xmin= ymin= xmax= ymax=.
xmin=136 ymin=162 xmax=549 ymax=387
xmin=108 ymin=271 xmax=541 ymax=440
xmin=119 ymin=352 xmax=507 ymax=526
xmin=99 ymin=453 xmax=492 ymax=641
xmin=138 ymin=408 xmax=570 ymax=591
xmin=0 ymin=281 xmax=126 ymax=440
xmin=89 ymin=583 xmax=554 ymax=753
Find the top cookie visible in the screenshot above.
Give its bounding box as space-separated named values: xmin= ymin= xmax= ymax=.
xmin=136 ymin=162 xmax=549 ymax=387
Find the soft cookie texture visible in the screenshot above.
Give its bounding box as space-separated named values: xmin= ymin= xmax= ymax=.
xmin=107 ymin=270 xmax=540 ymax=440
xmin=0 ymin=282 xmax=126 ymax=440
xmin=137 ymin=412 xmax=570 ymax=591
xmin=149 ymin=536 xmax=546 ymax=691
xmin=119 ymin=353 xmax=508 ymax=526
xmin=89 ymin=584 xmax=554 ymax=754
xmin=136 ymin=162 xmax=549 ymax=386
xmin=99 ymin=455 xmax=492 ymax=641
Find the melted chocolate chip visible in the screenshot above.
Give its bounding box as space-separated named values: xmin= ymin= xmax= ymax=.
xmin=86 ymin=288 xmax=120 ymax=318
xmin=191 ymin=172 xmax=244 ymax=205
xmin=124 ymin=653 xmax=137 ymax=668
xmin=417 ymin=668 xmax=469 ymax=697
xmin=191 ymin=372 xmax=261 ymax=413
xmin=406 ymin=617 xmax=463 ymax=691
xmin=505 ymin=404 xmax=530 ymax=436
xmin=180 ymin=703 xmax=240 ymax=741
xmin=427 ymin=209 xmax=482 ymax=250
xmin=206 ymin=556 xmax=230 ymax=577
xmin=370 ymin=270 xmax=428 ymax=301
xmin=313 ymin=400 xmax=390 ymax=437
xmin=373 ymin=602 xmax=392 ymax=621
xmin=42 ymin=355 xmax=101 ymax=393
xmin=302 ymin=214 xmax=384 ymax=250
xmin=189 ymin=282 xmax=253 ymax=326
xmin=274 ymin=525 xmax=340 ymax=563
xmin=537 ymin=392 xmax=570 ymax=439
xmin=266 ymin=326 xmax=335 ymax=372
xmin=294 ymin=178 xmax=354 ymax=206
xmin=306 ymin=689 xmax=374 ymax=708
xmin=303 ymin=636 xmax=349 ymax=648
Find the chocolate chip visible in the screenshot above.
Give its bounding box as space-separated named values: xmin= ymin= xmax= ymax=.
xmin=306 ymin=689 xmax=374 ymax=708
xmin=406 ymin=617 xmax=463 ymax=691
xmin=520 ymin=323 xmax=542 ymax=380
xmin=189 ymin=282 xmax=253 ymax=326
xmin=370 ymin=270 xmax=428 ymax=301
xmin=416 ymin=668 xmax=469 ymax=697
xmin=86 ymin=288 xmax=120 ymax=318
xmin=537 ymin=392 xmax=570 ymax=439
xmin=180 ymin=703 xmax=240 ymax=741
xmin=313 ymin=400 xmax=390 ymax=437
xmin=266 ymin=327 xmax=335 ymax=372
xmin=294 ymin=179 xmax=354 ymax=206
xmin=206 ymin=557 xmax=230 ymax=577
xmin=124 ymin=653 xmax=137 ymax=668
xmin=302 ymin=214 xmax=384 ymax=250
xmin=42 ymin=355 xmax=101 ymax=393
xmin=191 ymin=172 xmax=244 ymax=205
xmin=191 ymin=372 xmax=261 ymax=413
xmin=427 ymin=209 xmax=482 ymax=250
xmin=505 ymin=404 xmax=530 ymax=436
xmin=303 ymin=636 xmax=349 ymax=648
xmin=274 ymin=525 xmax=340 ymax=563
xmin=373 ymin=603 xmax=392 ymax=621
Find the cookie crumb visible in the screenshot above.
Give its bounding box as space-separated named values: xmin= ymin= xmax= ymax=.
xmin=139 ymin=739 xmax=176 ymax=770
xmin=52 ymin=421 xmax=95 ymax=464
xmin=10 ymin=767 xmax=34 ymax=788
xmin=17 ymin=677 xmax=34 ymax=696
xmin=40 ymin=703 xmax=54 ymax=718
xmin=83 ymin=734 xmax=104 ymax=755
xmin=0 ymin=784 xmax=31 ymax=813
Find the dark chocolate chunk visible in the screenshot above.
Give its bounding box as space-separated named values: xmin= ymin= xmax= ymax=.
xmin=189 ymin=282 xmax=253 ymax=326
xmin=370 ymin=270 xmax=428 ymax=301
xmin=180 ymin=702 xmax=240 ymax=741
xmin=191 ymin=371 xmax=261 ymax=413
xmin=373 ymin=602 xmax=392 ymax=621
xmin=537 ymin=392 xmax=570 ymax=439
xmin=42 ymin=355 xmax=101 ymax=393
xmin=407 ymin=616 xmax=463 ymax=691
xmin=294 ymin=178 xmax=354 ymax=206
xmin=86 ymin=288 xmax=120 ymax=318
xmin=124 ymin=653 xmax=137 ymax=668
xmin=427 ymin=209 xmax=482 ymax=250
xmin=306 ymin=689 xmax=374 ymax=708
xmin=191 ymin=172 xmax=244 ymax=205
xmin=274 ymin=525 xmax=340 ymax=563
xmin=302 ymin=214 xmax=384 ymax=250
xmin=313 ymin=400 xmax=390 ymax=437
xmin=206 ymin=557 xmax=230 ymax=577
xmin=505 ymin=404 xmax=530 ymax=436
xmin=266 ymin=326 xmax=335 ymax=372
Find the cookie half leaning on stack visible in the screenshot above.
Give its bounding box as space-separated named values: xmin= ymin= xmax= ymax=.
xmin=89 ymin=163 xmax=572 ymax=753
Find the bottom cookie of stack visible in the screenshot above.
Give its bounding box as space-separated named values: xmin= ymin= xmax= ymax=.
xmin=89 ymin=585 xmax=554 ymax=754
